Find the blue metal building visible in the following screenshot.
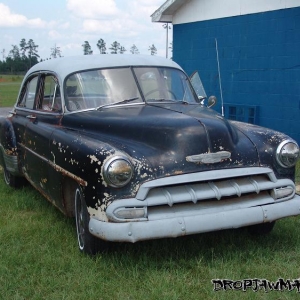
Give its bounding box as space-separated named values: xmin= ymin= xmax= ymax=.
xmin=152 ymin=0 xmax=300 ymax=144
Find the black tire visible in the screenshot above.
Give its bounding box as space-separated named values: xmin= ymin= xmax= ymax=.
xmin=74 ymin=186 xmax=107 ymax=255
xmin=247 ymin=221 xmax=276 ymax=235
xmin=3 ymin=164 xmax=24 ymax=188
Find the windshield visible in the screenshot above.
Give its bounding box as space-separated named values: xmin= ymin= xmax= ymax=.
xmin=64 ymin=66 xmax=198 ymax=111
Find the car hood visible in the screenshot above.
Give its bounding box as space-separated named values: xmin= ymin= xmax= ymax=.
xmin=62 ymin=104 xmax=260 ymax=177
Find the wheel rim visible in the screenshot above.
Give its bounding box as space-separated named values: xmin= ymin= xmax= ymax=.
xmin=75 ymin=188 xmax=85 ymax=250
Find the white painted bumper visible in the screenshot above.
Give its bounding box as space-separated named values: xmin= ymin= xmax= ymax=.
xmin=89 ymin=195 xmax=300 ymax=243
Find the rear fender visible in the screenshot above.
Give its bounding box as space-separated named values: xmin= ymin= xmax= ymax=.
xmin=0 ymin=117 xmax=22 ymax=176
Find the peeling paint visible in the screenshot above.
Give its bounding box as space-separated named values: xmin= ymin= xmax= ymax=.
xmin=87 ymin=154 xmax=100 ymax=164
xmin=87 ymin=206 xmax=108 ymax=222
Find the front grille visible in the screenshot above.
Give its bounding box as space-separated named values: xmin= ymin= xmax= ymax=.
xmin=146 ymin=174 xmax=292 ymax=207
xmin=139 ymin=167 xmax=295 ymax=207
xmin=106 ymin=167 xmax=296 ymax=222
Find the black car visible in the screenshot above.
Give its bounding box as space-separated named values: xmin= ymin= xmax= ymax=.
xmin=0 ymin=54 xmax=299 ymax=255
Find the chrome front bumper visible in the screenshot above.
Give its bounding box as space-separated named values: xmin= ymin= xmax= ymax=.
xmin=89 ymin=194 xmax=300 ymax=243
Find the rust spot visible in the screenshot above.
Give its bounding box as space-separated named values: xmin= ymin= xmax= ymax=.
xmin=174 ymin=170 xmax=183 ymax=175
xmin=48 ymin=160 xmax=87 ymax=187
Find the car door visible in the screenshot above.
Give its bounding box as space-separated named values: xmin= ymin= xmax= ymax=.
xmin=14 ymin=73 xmax=63 ymax=202
xmin=13 ymin=74 xmax=40 ymax=182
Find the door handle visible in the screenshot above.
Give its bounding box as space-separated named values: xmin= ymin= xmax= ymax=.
xmin=26 ymin=115 xmax=36 ymax=120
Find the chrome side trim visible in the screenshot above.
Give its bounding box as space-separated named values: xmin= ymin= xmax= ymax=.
xmin=19 ymin=143 xmax=87 ymax=186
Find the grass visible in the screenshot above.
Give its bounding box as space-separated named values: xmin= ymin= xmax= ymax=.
xmin=0 ymin=74 xmax=23 ymax=107
xmin=1 ymin=166 xmax=300 ymax=299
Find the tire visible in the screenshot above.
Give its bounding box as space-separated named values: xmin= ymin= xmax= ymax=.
xmin=3 ymin=164 xmax=23 ymax=188
xmin=74 ymin=186 xmax=107 ymax=255
xmin=247 ymin=221 xmax=276 ymax=235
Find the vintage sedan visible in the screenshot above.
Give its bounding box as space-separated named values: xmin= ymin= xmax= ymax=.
xmin=0 ymin=54 xmax=300 ymax=255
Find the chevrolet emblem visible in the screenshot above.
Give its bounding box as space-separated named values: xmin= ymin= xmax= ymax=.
xmin=186 ymin=151 xmax=231 ymax=164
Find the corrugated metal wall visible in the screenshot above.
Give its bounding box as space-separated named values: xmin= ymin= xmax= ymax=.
xmin=173 ymin=7 xmax=300 ymax=144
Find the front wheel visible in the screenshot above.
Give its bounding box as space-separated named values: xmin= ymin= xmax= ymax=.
xmin=75 ymin=186 xmax=107 ymax=255
xmin=247 ymin=221 xmax=276 ymax=235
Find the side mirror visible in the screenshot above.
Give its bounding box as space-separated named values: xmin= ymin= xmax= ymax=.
xmin=208 ymin=96 xmax=217 ymax=108
xmin=190 ymin=71 xmax=217 ymax=108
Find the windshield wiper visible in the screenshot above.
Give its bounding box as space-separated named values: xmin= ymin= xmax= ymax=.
xmin=96 ymin=97 xmax=139 ymax=110
xmin=147 ymin=98 xmax=176 ymax=102
xmin=146 ymin=98 xmax=189 ymax=104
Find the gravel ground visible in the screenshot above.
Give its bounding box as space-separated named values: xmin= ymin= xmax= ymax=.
xmin=0 ymin=107 xmax=13 ymax=117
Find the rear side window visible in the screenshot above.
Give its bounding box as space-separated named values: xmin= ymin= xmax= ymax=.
xmin=18 ymin=76 xmax=39 ymax=109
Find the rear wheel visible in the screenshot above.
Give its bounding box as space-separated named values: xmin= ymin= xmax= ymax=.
xmin=74 ymin=186 xmax=107 ymax=255
xmin=247 ymin=221 xmax=276 ymax=235
xmin=3 ymin=164 xmax=23 ymax=188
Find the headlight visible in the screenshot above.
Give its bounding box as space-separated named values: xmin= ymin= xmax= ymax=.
xmin=276 ymin=140 xmax=299 ymax=168
xmin=103 ymin=156 xmax=133 ymax=187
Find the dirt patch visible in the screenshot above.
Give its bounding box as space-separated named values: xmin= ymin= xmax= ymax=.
xmin=0 ymin=78 xmax=7 ymax=82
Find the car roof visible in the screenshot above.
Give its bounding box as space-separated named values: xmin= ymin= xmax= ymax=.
xmin=25 ymin=54 xmax=183 ymax=80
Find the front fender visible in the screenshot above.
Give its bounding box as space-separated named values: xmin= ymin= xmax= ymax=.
xmin=49 ymin=127 xmax=156 ymax=221
xmin=230 ymin=120 xmax=296 ymax=180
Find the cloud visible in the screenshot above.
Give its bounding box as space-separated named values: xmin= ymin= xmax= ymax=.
xmin=0 ymin=0 xmax=169 ymax=58
xmin=63 ymin=0 xmax=169 ymax=55
xmin=48 ymin=30 xmax=63 ymax=40
xmin=68 ymin=0 xmax=164 ymax=39
xmin=131 ymin=0 xmax=164 ymax=18
xmin=66 ymin=0 xmax=120 ymax=19
xmin=81 ymin=18 xmax=143 ymax=37
xmin=0 ymin=3 xmax=46 ymax=28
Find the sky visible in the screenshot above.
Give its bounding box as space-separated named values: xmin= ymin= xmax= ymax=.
xmin=0 ymin=0 xmax=172 ymax=60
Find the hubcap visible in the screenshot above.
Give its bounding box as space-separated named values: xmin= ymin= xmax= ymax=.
xmin=75 ymin=188 xmax=85 ymax=250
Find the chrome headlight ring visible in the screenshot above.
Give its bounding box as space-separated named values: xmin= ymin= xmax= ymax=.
xmin=103 ymin=155 xmax=133 ymax=188
xmin=276 ymin=139 xmax=299 ymax=168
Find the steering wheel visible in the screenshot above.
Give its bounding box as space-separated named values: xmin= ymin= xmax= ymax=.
xmin=144 ymin=88 xmax=177 ymax=100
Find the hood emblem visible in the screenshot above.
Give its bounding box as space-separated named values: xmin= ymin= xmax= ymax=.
xmin=186 ymin=151 xmax=231 ymax=164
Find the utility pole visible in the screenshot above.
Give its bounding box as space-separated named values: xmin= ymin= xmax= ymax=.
xmin=163 ymin=24 xmax=171 ymax=59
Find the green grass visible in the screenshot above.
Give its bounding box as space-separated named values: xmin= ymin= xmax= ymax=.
xmin=1 ymin=167 xmax=300 ymax=299
xmin=0 ymin=74 xmax=23 ymax=107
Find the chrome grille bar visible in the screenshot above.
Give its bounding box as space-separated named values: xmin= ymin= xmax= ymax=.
xmin=145 ymin=175 xmax=295 ymax=207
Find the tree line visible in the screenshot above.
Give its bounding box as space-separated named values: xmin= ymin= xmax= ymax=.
xmin=0 ymin=38 xmax=158 ymax=74
xmin=0 ymin=38 xmax=40 ymax=74
xmin=82 ymin=39 xmax=157 ymax=56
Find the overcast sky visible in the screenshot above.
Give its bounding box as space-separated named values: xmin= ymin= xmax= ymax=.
xmin=0 ymin=0 xmax=172 ymax=60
